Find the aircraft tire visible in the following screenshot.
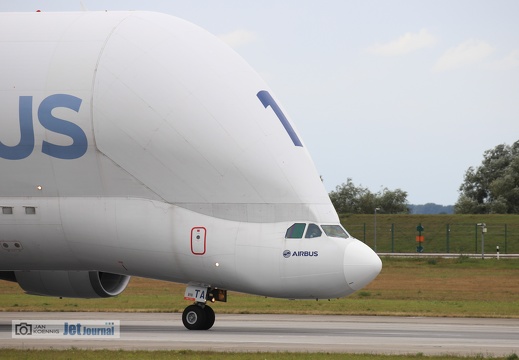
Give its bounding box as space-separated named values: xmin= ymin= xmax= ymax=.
xmin=202 ymin=305 xmax=215 ymax=330
xmin=182 ymin=304 xmax=207 ymax=330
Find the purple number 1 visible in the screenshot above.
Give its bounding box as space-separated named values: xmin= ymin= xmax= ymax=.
xmin=257 ymin=90 xmax=303 ymax=147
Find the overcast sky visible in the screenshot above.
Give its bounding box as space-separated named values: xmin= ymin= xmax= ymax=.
xmin=2 ymin=1 xmax=518 ymax=205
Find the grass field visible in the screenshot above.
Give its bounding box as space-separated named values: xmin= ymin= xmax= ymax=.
xmin=1 ymin=257 xmax=518 ymax=318
xmin=341 ymin=214 xmax=519 ymax=253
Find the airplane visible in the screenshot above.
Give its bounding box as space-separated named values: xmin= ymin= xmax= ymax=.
xmin=0 ymin=11 xmax=382 ymax=330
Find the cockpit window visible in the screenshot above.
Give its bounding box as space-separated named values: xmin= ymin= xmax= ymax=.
xmin=305 ymin=223 xmax=322 ymax=238
xmin=285 ymin=223 xmax=306 ymax=238
xmin=321 ymin=225 xmax=350 ymax=239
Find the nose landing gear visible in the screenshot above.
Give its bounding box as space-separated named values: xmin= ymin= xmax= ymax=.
xmin=182 ymin=284 xmax=227 ymax=330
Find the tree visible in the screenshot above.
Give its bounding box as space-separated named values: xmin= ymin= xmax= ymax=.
xmin=378 ymin=187 xmax=409 ymax=214
xmin=455 ymin=141 xmax=519 ymax=214
xmin=329 ymin=178 xmax=409 ymax=214
xmin=409 ymin=203 xmax=454 ymax=214
xmin=329 ymin=179 xmax=372 ymax=214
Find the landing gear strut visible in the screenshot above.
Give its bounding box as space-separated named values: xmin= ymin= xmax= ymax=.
xmin=182 ymin=284 xmax=226 ymax=330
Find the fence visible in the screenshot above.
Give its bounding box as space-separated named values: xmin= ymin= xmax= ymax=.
xmin=344 ymin=222 xmax=519 ymax=254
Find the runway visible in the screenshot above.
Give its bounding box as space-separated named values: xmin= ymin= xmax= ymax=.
xmin=1 ymin=312 xmax=518 ymax=356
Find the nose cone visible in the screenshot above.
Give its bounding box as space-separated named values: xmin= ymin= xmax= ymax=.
xmin=344 ymin=240 xmax=382 ymax=291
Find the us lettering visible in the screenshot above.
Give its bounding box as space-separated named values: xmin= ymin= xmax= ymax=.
xmin=0 ymin=94 xmax=87 ymax=160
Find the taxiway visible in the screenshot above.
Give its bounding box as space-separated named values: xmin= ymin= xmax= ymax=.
xmin=1 ymin=313 xmax=517 ymax=356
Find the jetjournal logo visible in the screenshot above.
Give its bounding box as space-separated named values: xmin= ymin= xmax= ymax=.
xmin=12 ymin=320 xmax=120 ymax=339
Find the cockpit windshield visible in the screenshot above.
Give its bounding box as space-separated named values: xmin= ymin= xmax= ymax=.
xmin=285 ymin=223 xmax=350 ymax=239
xmin=304 ymin=223 xmax=322 ymax=238
xmin=321 ymin=225 xmax=350 ymax=239
xmin=285 ymin=223 xmax=306 ymax=238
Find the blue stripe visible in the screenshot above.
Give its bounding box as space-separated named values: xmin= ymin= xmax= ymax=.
xmin=257 ymin=90 xmax=303 ymax=147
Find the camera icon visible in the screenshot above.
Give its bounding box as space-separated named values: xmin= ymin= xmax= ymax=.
xmin=15 ymin=322 xmax=32 ymax=336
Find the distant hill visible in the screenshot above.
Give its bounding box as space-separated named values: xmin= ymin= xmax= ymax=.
xmin=408 ymin=203 xmax=454 ymax=214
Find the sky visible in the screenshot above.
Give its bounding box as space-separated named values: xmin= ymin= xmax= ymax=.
xmin=2 ymin=1 xmax=518 ymax=205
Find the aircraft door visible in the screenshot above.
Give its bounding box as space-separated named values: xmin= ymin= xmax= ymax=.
xmin=191 ymin=227 xmax=206 ymax=255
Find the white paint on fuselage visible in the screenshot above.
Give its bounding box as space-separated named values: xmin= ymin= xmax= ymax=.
xmin=0 ymin=197 xmax=377 ymax=298
xmin=0 ymin=11 xmax=381 ymax=301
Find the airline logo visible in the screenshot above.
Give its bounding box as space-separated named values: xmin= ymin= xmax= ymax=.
xmin=283 ymin=250 xmax=319 ymax=258
xmin=0 ymin=94 xmax=87 ymax=160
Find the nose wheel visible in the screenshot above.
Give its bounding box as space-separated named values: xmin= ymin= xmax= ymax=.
xmin=182 ymin=303 xmax=215 ymax=330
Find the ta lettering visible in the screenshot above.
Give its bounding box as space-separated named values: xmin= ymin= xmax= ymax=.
xmin=195 ymin=289 xmax=206 ymax=300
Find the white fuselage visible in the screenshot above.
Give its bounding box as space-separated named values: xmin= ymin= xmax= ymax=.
xmin=0 ymin=11 xmax=381 ymax=300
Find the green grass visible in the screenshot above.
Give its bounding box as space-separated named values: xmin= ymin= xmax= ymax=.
xmin=341 ymin=213 xmax=519 ymax=253
xmin=1 ymin=257 xmax=518 ymax=318
xmin=0 ymin=349 xmax=517 ymax=360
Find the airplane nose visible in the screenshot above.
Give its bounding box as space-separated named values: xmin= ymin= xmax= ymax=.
xmin=343 ymin=240 xmax=382 ymax=291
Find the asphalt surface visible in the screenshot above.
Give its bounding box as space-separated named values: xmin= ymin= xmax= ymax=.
xmin=1 ymin=312 xmax=518 ymax=356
